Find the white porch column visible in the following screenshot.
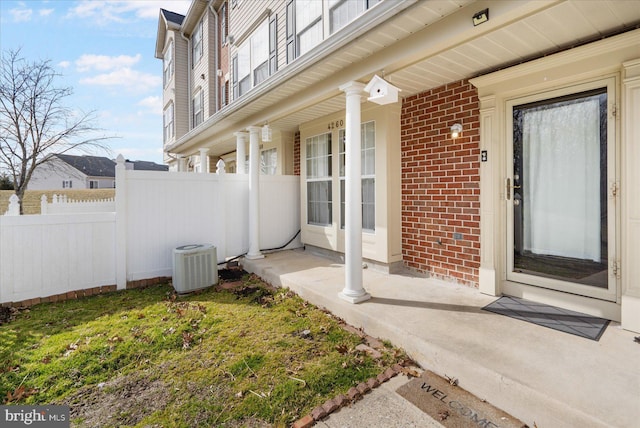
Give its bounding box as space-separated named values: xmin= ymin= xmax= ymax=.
xmin=338 ymin=81 xmax=370 ymax=303
xmin=234 ymin=132 xmax=248 ymax=174
xmin=199 ymin=148 xmax=209 ymax=173
xmin=177 ymin=155 xmax=186 ymax=172
xmin=246 ymin=126 xmax=264 ymax=259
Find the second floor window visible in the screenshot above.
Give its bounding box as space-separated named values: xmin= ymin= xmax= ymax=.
xmin=296 ymin=0 xmax=322 ymax=56
xmin=192 ymin=19 xmax=203 ymax=66
xmin=287 ymin=0 xmax=379 ymax=63
xmin=233 ymin=20 xmax=271 ymax=98
xmin=330 ymin=0 xmax=381 ymax=34
xmin=163 ymin=41 xmax=173 ymax=87
xmin=220 ymin=2 xmax=228 ymax=43
xmin=163 ymin=103 xmax=174 ymax=143
xmin=192 ymin=89 xmax=204 ymax=128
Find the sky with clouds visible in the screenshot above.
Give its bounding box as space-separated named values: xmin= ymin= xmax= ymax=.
xmin=0 ymin=0 xmax=192 ymax=164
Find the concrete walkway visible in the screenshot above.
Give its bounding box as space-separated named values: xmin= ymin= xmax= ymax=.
xmin=242 ymin=249 xmax=640 ymax=428
xmin=317 ymin=374 xmax=443 ymax=428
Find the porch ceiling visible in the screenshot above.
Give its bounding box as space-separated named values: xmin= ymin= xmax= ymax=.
xmin=178 ymin=0 xmax=640 ymax=157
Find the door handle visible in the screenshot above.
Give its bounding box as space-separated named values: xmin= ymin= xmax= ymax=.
xmin=506 ymin=178 xmax=521 ymax=200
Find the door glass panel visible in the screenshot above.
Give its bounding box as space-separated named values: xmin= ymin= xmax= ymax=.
xmin=512 ymin=89 xmax=608 ymax=288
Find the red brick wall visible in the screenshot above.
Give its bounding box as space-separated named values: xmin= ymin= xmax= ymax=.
xmin=293 ymin=131 xmax=300 ymax=176
xmin=401 ymin=80 xmax=480 ymax=286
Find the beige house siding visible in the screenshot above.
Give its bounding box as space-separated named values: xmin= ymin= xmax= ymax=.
xmin=206 ymin=7 xmax=218 ymax=115
xmin=190 ymin=12 xmax=211 ymax=128
xmin=173 ymin=31 xmax=190 ymax=141
xmin=162 ymin=33 xmax=177 ymax=148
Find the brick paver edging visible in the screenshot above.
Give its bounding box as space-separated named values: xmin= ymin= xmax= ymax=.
xmin=292 ymin=363 xmax=405 ymax=428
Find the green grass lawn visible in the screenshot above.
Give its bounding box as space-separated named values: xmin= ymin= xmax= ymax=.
xmin=0 ymin=273 xmax=405 ymax=427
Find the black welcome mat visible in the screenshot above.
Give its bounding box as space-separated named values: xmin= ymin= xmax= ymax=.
xmin=483 ymin=296 xmax=610 ymax=341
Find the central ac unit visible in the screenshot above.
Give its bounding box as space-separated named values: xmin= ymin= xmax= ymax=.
xmin=173 ymin=244 xmax=218 ymax=294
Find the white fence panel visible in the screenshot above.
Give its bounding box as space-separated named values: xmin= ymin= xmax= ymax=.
xmin=222 ymin=175 xmax=250 ymax=258
xmin=0 ymin=213 xmax=116 ymax=303
xmin=1 ymin=164 xmax=301 ymax=304
xmin=260 ymin=176 xmax=301 ymax=250
xmin=124 ymin=171 xmax=215 ymax=281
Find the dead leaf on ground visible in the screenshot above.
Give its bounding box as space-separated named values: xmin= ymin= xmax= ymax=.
xmin=5 ymin=385 xmax=37 ymax=404
xmin=438 ymin=409 xmax=450 ymax=421
xmin=335 ymin=344 xmax=349 ymax=355
xmin=401 ymin=367 xmax=421 ymax=378
xmin=445 ymin=374 xmax=459 ymax=386
xmin=182 ymin=332 xmax=194 ymax=349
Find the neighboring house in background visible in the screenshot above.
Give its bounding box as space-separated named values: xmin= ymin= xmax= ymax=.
xmin=28 ymin=154 xmax=168 ymax=190
xmin=156 ymin=0 xmax=640 ymax=333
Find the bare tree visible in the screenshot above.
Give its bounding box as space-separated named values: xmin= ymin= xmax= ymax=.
xmin=0 ymin=49 xmax=111 ymax=213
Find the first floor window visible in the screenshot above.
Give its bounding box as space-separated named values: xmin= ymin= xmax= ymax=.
xmin=306 ymin=133 xmax=332 ymax=226
xmin=89 ymin=180 xmax=99 ymax=189
xmin=339 ymin=121 xmax=375 ymax=231
xmin=62 ymin=180 xmax=73 ymax=188
xmin=261 ymin=148 xmax=277 ymax=175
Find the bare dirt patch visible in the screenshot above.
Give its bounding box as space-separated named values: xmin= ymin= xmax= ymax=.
xmin=61 ymin=373 xmax=172 ymax=427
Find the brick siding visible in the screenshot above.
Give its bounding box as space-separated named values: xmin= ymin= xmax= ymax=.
xmin=293 ymin=131 xmax=300 ymax=176
xmin=401 ymin=80 xmax=480 ymax=286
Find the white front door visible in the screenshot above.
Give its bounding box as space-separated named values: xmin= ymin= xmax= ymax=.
xmin=505 ymin=79 xmax=618 ymax=302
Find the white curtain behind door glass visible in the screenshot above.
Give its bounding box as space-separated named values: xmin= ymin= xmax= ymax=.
xmin=522 ymin=98 xmax=601 ymax=261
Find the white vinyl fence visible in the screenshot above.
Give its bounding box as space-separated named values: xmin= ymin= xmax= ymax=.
xmin=0 ymin=157 xmax=301 ymax=305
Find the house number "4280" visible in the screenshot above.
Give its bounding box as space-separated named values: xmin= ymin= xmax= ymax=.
xmin=327 ymin=119 xmax=344 ymax=130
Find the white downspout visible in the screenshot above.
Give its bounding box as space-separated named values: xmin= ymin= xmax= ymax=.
xmin=208 ymin=1 xmax=219 ymax=114
xmin=180 ymin=31 xmax=191 ymax=134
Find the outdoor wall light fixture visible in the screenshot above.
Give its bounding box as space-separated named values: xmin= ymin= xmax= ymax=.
xmin=473 ymin=9 xmax=489 ymax=26
xmin=451 ymin=123 xmax=463 ymax=139
xmin=262 ymin=123 xmax=272 ymax=142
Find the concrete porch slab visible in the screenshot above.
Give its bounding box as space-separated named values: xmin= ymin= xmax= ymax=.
xmin=242 ymin=249 xmax=640 ymax=428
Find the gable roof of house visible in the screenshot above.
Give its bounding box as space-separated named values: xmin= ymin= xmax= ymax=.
xmin=160 ymin=8 xmax=185 ymax=26
xmin=127 ymin=160 xmax=169 ymax=171
xmin=55 ymin=154 xmax=115 ymax=177
xmin=156 ymin=9 xmax=186 ymax=59
xmin=54 ymin=154 xmax=168 ymax=177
